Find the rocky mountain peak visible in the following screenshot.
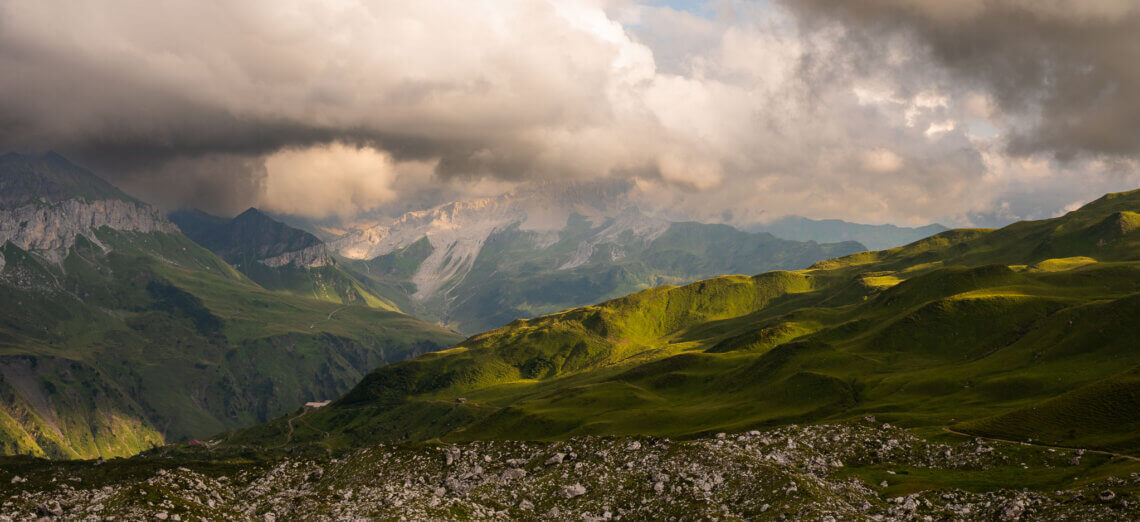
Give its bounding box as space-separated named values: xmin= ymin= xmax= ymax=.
xmin=0 ymin=152 xmax=176 ymax=262
xmin=0 ymin=152 xmax=133 ymax=209
xmin=169 ymin=207 xmax=329 ymax=268
xmin=233 ymin=207 xmax=275 ymax=224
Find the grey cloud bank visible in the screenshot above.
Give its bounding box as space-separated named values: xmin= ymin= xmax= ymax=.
xmin=0 ymin=0 xmax=1136 ymax=227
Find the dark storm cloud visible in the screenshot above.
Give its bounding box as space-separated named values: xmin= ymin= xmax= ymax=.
xmin=783 ymin=0 xmax=1140 ymax=160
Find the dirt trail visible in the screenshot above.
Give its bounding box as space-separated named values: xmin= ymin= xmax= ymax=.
xmin=281 ymin=409 xmax=333 ymax=451
xmin=284 ymin=412 xmax=299 ymax=445
xmin=309 ymin=305 xmax=351 ymax=329
xmin=942 ymin=427 xmax=1140 ymax=462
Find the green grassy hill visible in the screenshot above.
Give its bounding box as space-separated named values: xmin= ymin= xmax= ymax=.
xmin=231 ymin=188 xmax=1140 ymax=456
xmin=235 ymin=260 xmax=400 ymax=310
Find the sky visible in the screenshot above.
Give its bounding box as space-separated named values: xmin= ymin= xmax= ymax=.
xmin=1 ymin=0 xmax=1138 ymax=228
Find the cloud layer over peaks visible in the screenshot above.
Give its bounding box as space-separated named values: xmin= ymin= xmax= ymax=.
xmin=0 ymin=0 xmax=1137 ymax=226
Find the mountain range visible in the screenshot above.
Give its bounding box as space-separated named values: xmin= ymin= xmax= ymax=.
xmin=748 ymin=216 xmax=949 ymax=250
xmin=232 ymin=188 xmax=1140 ymax=458
xmin=174 ymin=182 xmax=950 ymax=335
xmin=168 ymin=208 xmax=399 ymax=311
xmin=0 ymin=153 xmax=461 ymax=459
xmin=328 ymin=183 xmax=869 ymax=333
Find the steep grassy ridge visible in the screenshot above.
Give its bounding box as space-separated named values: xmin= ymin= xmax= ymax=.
xmin=231 ymin=189 xmax=1140 ymax=455
xmin=233 ymin=261 xmax=399 ymax=310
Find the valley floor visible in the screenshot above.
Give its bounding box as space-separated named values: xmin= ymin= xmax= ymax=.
xmin=2 ymin=419 xmax=1139 ymax=521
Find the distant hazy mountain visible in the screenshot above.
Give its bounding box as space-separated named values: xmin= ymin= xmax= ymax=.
xmin=748 ymin=216 xmax=948 ymax=250
xmin=169 ymin=208 xmax=399 ymax=310
xmin=331 ymin=182 xmax=865 ymax=333
xmin=0 ymin=153 xmax=460 ymax=459
xmin=747 ymin=216 xmax=947 ymax=250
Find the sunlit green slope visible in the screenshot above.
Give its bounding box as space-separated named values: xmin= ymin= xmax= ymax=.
xmin=231 ymin=189 xmax=1140 ymax=456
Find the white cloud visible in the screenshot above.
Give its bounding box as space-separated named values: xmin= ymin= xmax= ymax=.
xmin=861 ymin=149 xmax=904 ymax=173
xmin=925 ymin=120 xmax=956 ymax=137
xmin=261 ymin=143 xmax=397 ymax=218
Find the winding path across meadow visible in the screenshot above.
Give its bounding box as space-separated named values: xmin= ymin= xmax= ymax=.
xmin=309 ymin=305 xmax=351 ymax=329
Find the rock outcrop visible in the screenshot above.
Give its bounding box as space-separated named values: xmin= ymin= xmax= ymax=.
xmin=257 ymin=243 xmax=331 ymax=268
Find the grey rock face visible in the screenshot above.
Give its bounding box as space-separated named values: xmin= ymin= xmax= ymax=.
xmin=444 ymin=447 xmax=460 ymax=467
xmin=560 ymin=484 xmax=587 ymax=499
xmin=0 ymin=199 xmax=176 ymax=262
xmin=999 ymin=497 xmax=1027 ymax=520
xmin=257 ymin=243 xmax=330 ymax=268
xmin=35 ymin=501 xmax=63 ymax=517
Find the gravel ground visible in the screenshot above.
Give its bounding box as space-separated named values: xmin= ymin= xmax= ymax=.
xmin=2 ymin=419 xmax=1138 ymax=521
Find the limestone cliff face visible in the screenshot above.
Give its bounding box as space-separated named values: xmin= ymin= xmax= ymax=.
xmin=258 ymin=242 xmax=331 ymax=268
xmin=0 ymin=199 xmax=177 ymax=262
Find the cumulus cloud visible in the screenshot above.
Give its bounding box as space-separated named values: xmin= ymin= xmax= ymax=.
xmin=260 ymin=143 xmax=399 ymax=218
xmin=0 ymin=0 xmax=1136 ymax=225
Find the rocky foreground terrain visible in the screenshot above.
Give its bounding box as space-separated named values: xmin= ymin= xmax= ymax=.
xmin=2 ymin=419 xmax=1138 ymax=521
